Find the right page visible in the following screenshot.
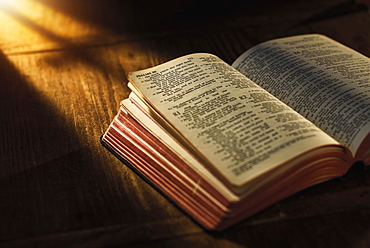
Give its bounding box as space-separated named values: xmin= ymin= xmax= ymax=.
xmin=232 ymin=34 xmax=370 ymax=162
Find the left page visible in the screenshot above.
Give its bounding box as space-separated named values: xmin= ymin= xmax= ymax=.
xmin=128 ymin=53 xmax=343 ymax=187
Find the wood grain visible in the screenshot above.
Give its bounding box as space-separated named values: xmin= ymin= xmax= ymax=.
xmin=1 ymin=0 xmax=370 ymax=247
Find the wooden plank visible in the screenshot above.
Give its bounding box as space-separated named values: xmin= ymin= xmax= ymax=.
xmin=1 ymin=0 xmax=363 ymax=55
xmin=2 ymin=196 xmax=370 ymax=247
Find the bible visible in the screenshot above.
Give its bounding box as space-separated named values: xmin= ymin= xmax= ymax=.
xmin=101 ymin=34 xmax=370 ymax=231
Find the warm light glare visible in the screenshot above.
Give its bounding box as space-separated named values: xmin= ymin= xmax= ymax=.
xmin=0 ymin=0 xmax=25 ymax=10
xmin=0 ymin=0 xmax=16 ymax=6
xmin=0 ymin=0 xmax=107 ymax=57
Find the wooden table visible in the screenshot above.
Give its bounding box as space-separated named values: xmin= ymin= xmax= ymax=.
xmin=1 ymin=0 xmax=370 ymax=247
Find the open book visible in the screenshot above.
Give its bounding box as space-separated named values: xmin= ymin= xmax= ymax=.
xmin=101 ymin=34 xmax=370 ymax=231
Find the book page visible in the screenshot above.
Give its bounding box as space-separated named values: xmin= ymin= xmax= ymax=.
xmin=232 ymin=34 xmax=370 ymax=156
xmin=128 ymin=53 xmax=341 ymax=186
xmin=122 ymin=95 xmax=239 ymax=200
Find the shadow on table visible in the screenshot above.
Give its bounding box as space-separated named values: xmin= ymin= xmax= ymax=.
xmin=0 ymin=46 xmax=178 ymax=243
xmin=211 ymin=162 xmax=370 ymax=247
xmin=34 ymin=0 xmax=263 ymax=33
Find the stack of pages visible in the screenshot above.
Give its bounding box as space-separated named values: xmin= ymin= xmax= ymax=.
xmin=102 ymin=34 xmax=370 ymax=230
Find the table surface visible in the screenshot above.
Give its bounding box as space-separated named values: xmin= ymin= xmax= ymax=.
xmin=1 ymin=0 xmax=370 ymax=247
